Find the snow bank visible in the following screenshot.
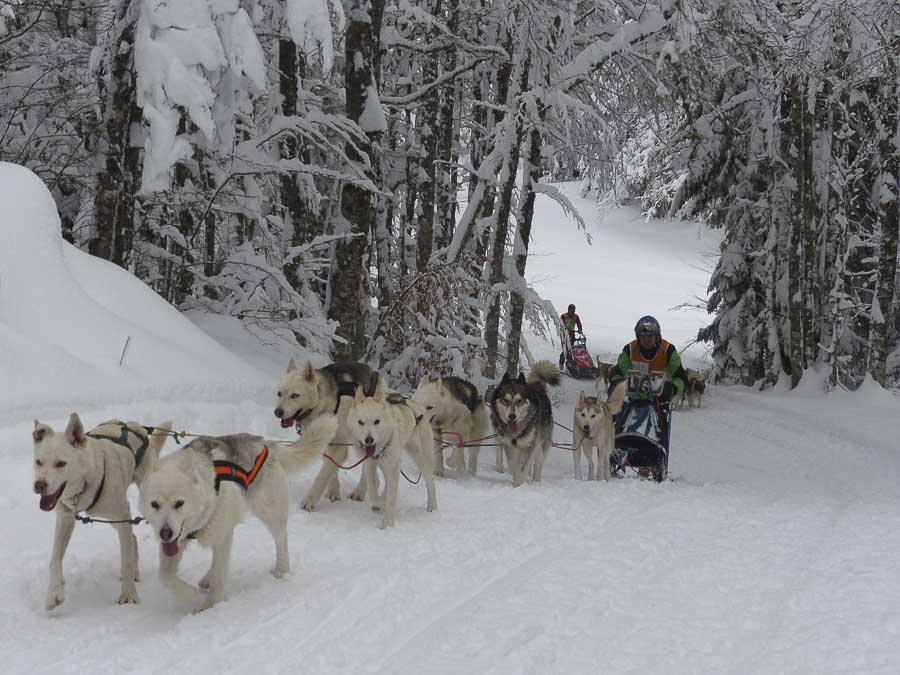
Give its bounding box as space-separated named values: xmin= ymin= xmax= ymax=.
xmin=0 ymin=162 xmax=266 ymax=420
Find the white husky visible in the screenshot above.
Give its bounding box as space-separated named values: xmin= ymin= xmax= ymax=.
xmin=413 ymin=375 xmax=491 ymax=477
xmin=346 ymin=384 xmax=437 ymax=528
xmin=274 ymin=359 xmax=373 ymax=510
xmin=572 ymin=383 xmax=626 ymax=481
xmin=32 ymin=414 xmax=172 ymax=610
xmin=138 ymin=416 xmax=337 ymax=611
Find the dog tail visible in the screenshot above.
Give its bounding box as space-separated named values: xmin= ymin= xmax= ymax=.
xmin=274 ymin=415 xmax=338 ymax=475
xmin=145 ymin=421 xmax=172 ymax=470
xmin=527 ymin=360 xmax=561 ymax=388
xmin=606 ymin=381 xmax=627 ymax=416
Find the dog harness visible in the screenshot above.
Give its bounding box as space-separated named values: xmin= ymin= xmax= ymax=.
xmin=87 ymin=423 xmax=151 ymax=469
xmin=213 ymin=446 xmax=269 ymax=494
xmin=333 ymin=372 xmax=381 ymax=414
xmin=385 ymin=392 xmax=425 ymax=426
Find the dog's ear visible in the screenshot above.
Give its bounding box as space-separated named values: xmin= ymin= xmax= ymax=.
xmin=354 ymin=384 xmax=366 ymax=403
xmin=287 ymin=358 xmax=297 ymax=373
xmin=176 ymin=448 xmax=195 ymax=473
xmin=373 ymin=376 xmax=385 ymax=402
xmin=500 ymin=372 xmax=510 ymax=385
xmin=302 ymin=361 xmax=316 ymax=383
xmin=578 ymin=391 xmax=585 ymax=405
xmin=435 ymin=377 xmax=444 ymax=391
xmin=516 ymin=372 xmax=527 ymax=385
xmin=33 ymin=420 xmax=51 ymax=443
xmin=65 ymin=413 xmax=86 ymax=447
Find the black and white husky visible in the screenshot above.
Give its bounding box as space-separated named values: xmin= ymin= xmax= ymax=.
xmin=488 ymin=361 xmax=560 ymax=487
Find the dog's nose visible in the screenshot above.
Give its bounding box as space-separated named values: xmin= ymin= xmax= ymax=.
xmin=508 ymin=413 xmax=517 ymax=421
xmin=364 ymin=435 xmax=374 ymax=446
xmin=274 ymin=408 xmax=283 ymax=418
xmin=583 ymin=425 xmax=591 ymax=433
xmin=33 ymin=480 xmax=47 ymax=494
xmin=160 ymin=526 xmax=174 ymax=542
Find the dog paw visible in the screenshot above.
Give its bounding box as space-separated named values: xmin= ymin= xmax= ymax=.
xmin=327 ymin=493 xmax=341 ymax=503
xmin=371 ymin=504 xmax=382 ymax=512
xmin=271 ymin=566 xmax=291 ymax=579
xmin=45 ymin=587 xmax=65 ymax=611
xmin=300 ymin=500 xmax=317 ymax=512
xmin=198 ymin=577 xmax=211 ymax=591
xmin=434 ymin=468 xmax=445 ymax=477
xmin=349 ymin=490 xmax=365 ymax=502
xmin=117 ymin=591 xmax=140 ymax=605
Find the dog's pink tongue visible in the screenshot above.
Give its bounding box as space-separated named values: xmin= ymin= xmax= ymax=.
xmin=161 ymin=541 xmax=179 ymax=557
xmin=508 ymin=422 xmax=519 ymax=433
xmin=39 ymin=494 xmax=57 ymax=511
xmin=280 ymin=418 xmax=293 ymax=429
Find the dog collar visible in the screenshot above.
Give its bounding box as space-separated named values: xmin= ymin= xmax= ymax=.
xmin=213 ymin=446 xmax=269 ymax=494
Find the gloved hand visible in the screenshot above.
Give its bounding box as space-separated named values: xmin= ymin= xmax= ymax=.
xmin=658 ymin=380 xmax=676 ymax=403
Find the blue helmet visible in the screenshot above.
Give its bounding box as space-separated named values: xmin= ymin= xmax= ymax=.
xmin=634 ymin=315 xmax=661 ymax=338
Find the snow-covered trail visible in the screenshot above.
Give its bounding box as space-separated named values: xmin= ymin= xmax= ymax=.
xmin=4 ymin=178 xmax=900 ymax=673
xmin=5 ymin=373 xmax=900 ymax=674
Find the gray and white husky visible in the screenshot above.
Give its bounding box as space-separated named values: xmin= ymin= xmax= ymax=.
xmin=572 ymin=383 xmax=626 ymax=480
xmin=32 ymin=414 xmax=171 ymax=610
xmin=413 ymin=375 xmax=491 ymax=476
xmin=138 ymin=416 xmax=337 ymax=611
xmin=273 ymin=359 xmax=376 ymax=509
xmin=488 ymin=361 xmax=561 ymax=487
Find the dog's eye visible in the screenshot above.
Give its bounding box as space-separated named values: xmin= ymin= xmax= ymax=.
xmin=291 ymin=393 xmax=300 ymax=399
xmin=277 ymin=391 xmax=282 ymax=397
xmin=374 ymin=419 xmax=380 ymax=426
xmin=358 ymin=420 xmax=364 ymax=426
xmin=590 ymin=414 xmax=595 ymax=419
xmin=174 ymin=499 xmax=184 ymax=510
xmin=150 ymin=501 xmax=160 ymax=510
xmin=425 ymin=405 xmax=434 ymax=411
xmin=54 ymin=460 xmax=67 ymax=468
xmin=35 ymin=459 xmax=43 ymax=467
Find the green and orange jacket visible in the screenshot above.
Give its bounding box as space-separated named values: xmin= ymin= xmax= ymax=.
xmin=608 ymin=339 xmax=687 ymax=396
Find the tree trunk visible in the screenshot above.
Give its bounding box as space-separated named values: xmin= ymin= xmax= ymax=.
xmin=505 ymin=119 xmax=542 ymax=376
xmin=867 ymin=58 xmax=900 ymax=385
xmin=785 ymin=77 xmax=804 ymax=388
xmin=331 ymin=0 xmax=385 ymax=361
xmin=92 ymin=9 xmax=139 ymax=268
xmin=483 ymin=46 xmax=529 ymax=379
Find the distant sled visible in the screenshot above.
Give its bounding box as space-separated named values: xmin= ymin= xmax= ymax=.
xmin=560 ymin=333 xmax=600 ymax=379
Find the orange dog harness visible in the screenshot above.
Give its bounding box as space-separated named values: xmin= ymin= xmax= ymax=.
xmin=213 ymin=446 xmax=269 ymax=493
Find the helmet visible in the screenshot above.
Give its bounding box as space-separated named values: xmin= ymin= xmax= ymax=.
xmin=634 ymin=315 xmax=661 ymax=338
xmin=568 ymin=304 xmax=576 ymax=312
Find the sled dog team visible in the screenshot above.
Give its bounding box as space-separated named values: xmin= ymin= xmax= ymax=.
xmin=31 ymin=358 xmax=628 ymax=612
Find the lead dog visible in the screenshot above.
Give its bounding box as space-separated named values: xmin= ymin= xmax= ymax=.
xmin=274 ymin=359 xmax=376 ymax=509
xmin=32 ymin=414 xmax=172 ymax=610
xmin=488 ymin=361 xmax=560 ymax=487
xmin=412 ymin=375 xmax=491 ymax=476
xmin=139 ymin=416 xmax=337 ymax=611
xmin=346 ymin=383 xmax=437 ymax=528
xmin=572 ymin=383 xmax=626 ymax=480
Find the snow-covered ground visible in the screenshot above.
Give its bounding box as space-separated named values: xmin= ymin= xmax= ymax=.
xmin=4 ymin=162 xmax=900 ymax=674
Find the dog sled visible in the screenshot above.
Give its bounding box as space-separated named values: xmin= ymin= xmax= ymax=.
xmin=611 ymin=370 xmax=671 ymax=482
xmin=559 ymin=333 xmax=600 ymax=379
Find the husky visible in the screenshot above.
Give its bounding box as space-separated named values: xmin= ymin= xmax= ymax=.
xmin=677 ymin=368 xmax=706 ymax=409
xmin=488 ymin=361 xmax=561 ymax=487
xmin=413 ymin=375 xmax=491 ymax=477
xmin=594 ymin=360 xmax=615 ymax=391
xmin=139 ymin=415 xmax=337 ymax=611
xmin=346 ymin=382 xmax=437 ymax=528
xmin=32 ymin=414 xmax=172 ymax=610
xmin=572 ymin=383 xmax=626 ymax=480
xmin=274 ymin=359 xmax=377 ymax=510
